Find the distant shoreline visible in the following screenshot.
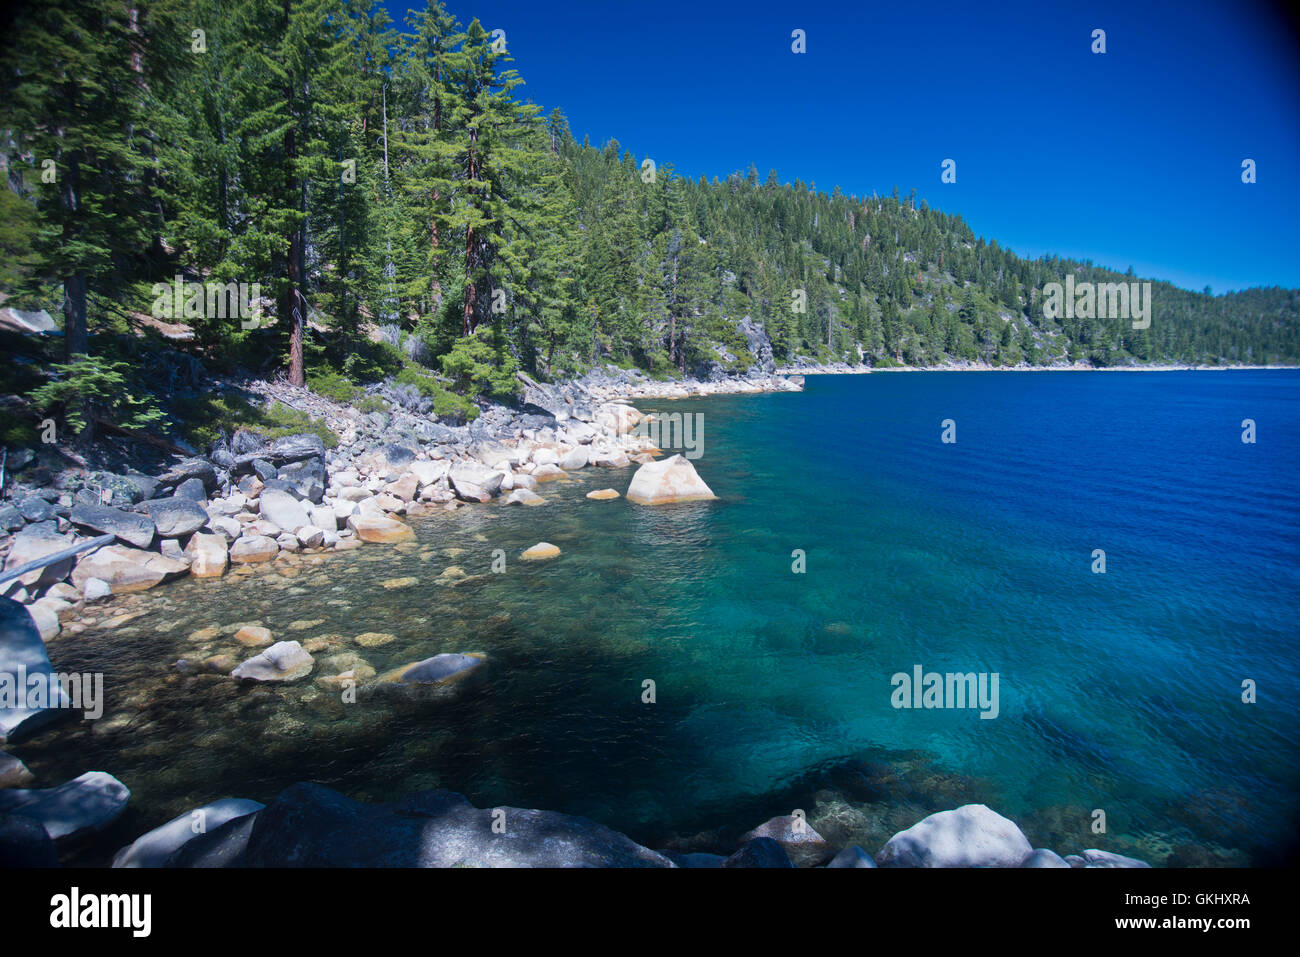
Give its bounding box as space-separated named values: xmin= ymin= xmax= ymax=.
xmin=777 ymin=362 xmax=1299 ymax=375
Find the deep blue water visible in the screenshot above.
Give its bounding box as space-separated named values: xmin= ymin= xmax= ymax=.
xmin=20 ymin=369 xmax=1300 ymax=865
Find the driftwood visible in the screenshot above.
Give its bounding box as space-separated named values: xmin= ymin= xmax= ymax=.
xmin=0 ymin=533 xmax=115 ymax=587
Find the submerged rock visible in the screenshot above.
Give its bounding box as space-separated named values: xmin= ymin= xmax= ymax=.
xmin=346 ymin=515 xmax=415 ymax=543
xmin=625 ymin=454 xmax=717 ymax=505
xmin=585 ymin=488 xmax=620 ymax=500
xmin=521 ymin=542 xmax=561 ymax=561
xmin=875 ymin=804 xmax=1033 ymax=868
xmin=1021 ymin=848 xmax=1071 ymax=868
xmin=0 ymin=812 xmax=59 ymax=866
xmin=1080 ymin=848 xmax=1151 ymax=868
xmin=230 ymin=641 xmax=314 ymax=683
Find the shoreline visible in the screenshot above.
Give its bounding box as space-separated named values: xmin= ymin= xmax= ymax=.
xmin=778 ymin=361 xmax=1299 ymax=375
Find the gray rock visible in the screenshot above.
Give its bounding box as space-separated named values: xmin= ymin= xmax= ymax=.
xmin=112 ymin=798 xmax=264 ymax=867
xmin=182 ymin=782 xmax=673 ymax=867
xmin=875 ymin=804 xmax=1034 ymax=868
xmin=0 ymin=771 xmax=130 ymax=842
xmin=69 ymin=503 xmax=156 ymax=549
xmin=1081 ymin=848 xmax=1151 ymax=868
xmin=82 ymin=578 xmax=112 ymax=602
xmin=0 ymin=597 xmax=72 ymax=743
xmin=3 ymin=522 xmax=74 ymax=590
xmin=16 ymin=496 xmax=56 ymax=523
xmin=660 ymin=850 xmax=725 ymax=867
xmin=137 ymin=497 xmax=208 ymax=537
xmin=251 ymin=459 xmax=277 ymax=481
xmin=274 ymin=458 xmax=325 ymax=504
xmin=1022 ymin=848 xmax=1072 ymax=868
xmin=231 ymin=641 xmax=314 ymax=683
xmin=722 ymin=837 xmax=794 ymax=868
xmin=0 ymin=812 xmax=59 ymax=866
xmin=258 ymin=488 xmax=311 ymax=534
xmin=827 ymin=844 xmax=878 ymax=868
xmin=173 ymin=477 xmax=209 ymax=502
xmin=157 ymin=458 xmax=219 ymax=495
xmin=0 ymin=505 xmax=26 ymax=532
xmin=163 ymin=810 xmax=260 ymax=867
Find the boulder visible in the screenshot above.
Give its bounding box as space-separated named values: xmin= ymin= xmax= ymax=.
xmin=69 ymin=504 xmax=156 ymax=549
xmin=112 ymin=798 xmax=265 ymax=868
xmin=27 ymin=603 xmax=59 ymax=641
xmin=380 ymin=653 xmax=486 ymax=687
xmin=206 ymin=515 xmax=242 ymax=542
xmin=157 ymin=458 xmax=219 ymax=495
xmin=72 ymin=544 xmax=190 ymax=593
xmin=385 ymin=473 xmax=420 ymax=503
xmin=448 ymin=463 xmax=503 ymax=503
xmin=827 ymin=844 xmax=878 ymax=868
xmin=0 ymin=598 xmax=72 ymax=743
xmin=586 ymin=489 xmax=620 ymax=500
xmin=258 ymin=488 xmax=312 ymax=534
xmin=625 ymin=454 xmax=717 ymax=505
xmin=162 ymin=810 xmax=260 ymax=867
xmin=138 ymin=497 xmax=209 ymax=537
xmin=230 ymin=641 xmax=314 ymax=683
xmin=3 ymin=522 xmax=75 ymax=589
xmin=229 ymin=535 xmax=279 ymax=564
xmin=722 ymin=837 xmax=794 ymax=868
xmin=739 ymin=814 xmax=833 ymax=867
xmin=875 ymin=805 xmax=1033 ymax=868
xmin=559 ymin=446 xmax=589 ymax=470
xmin=1022 ymin=848 xmax=1071 ymax=868
xmin=532 ymin=463 xmax=565 ymax=483
xmin=296 ymin=525 xmax=325 ymax=548
xmin=173 ymin=477 xmax=209 ymax=502
xmin=0 ymin=771 xmax=130 ymax=842
xmin=408 ymin=461 xmax=449 ymax=486
xmin=184 ymin=533 xmax=228 ymax=578
xmin=181 ymin=782 xmax=673 ymax=867
xmin=346 ymin=515 xmax=415 ymax=543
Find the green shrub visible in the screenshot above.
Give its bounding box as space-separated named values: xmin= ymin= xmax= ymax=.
xmin=307 ymin=368 xmax=361 ymax=403
xmin=394 ymin=367 xmax=479 ymax=422
xmin=356 ymin=395 xmax=388 ymax=415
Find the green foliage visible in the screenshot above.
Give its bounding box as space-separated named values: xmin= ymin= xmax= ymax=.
xmin=438 ymin=331 xmax=521 ymax=400
xmin=307 ymin=368 xmax=362 ymax=403
xmin=28 ymin=354 xmax=166 ymax=435
xmin=174 ymin=393 xmax=339 ymax=450
xmin=394 ymin=366 xmax=479 ymax=422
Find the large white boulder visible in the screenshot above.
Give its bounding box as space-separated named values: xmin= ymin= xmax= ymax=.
xmin=625 ymin=454 xmax=717 ymax=505
xmin=875 ymin=804 xmax=1033 ymax=868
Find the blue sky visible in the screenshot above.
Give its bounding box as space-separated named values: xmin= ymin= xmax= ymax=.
xmin=385 ymin=0 xmax=1300 ymax=293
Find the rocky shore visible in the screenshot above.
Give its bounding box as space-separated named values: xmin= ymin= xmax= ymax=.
xmin=0 ymin=364 xmax=800 ymax=645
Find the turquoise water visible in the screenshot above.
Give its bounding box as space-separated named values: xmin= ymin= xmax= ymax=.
xmin=17 ymin=370 xmax=1300 ymax=865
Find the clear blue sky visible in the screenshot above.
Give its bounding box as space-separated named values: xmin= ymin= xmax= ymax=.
xmin=385 ymin=0 xmax=1300 ymax=293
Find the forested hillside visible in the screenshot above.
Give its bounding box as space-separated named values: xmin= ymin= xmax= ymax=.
xmin=3 ymin=0 xmax=1297 ymax=446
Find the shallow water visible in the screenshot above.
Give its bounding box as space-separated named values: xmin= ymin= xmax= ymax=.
xmin=14 ymin=370 xmax=1300 ymax=866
